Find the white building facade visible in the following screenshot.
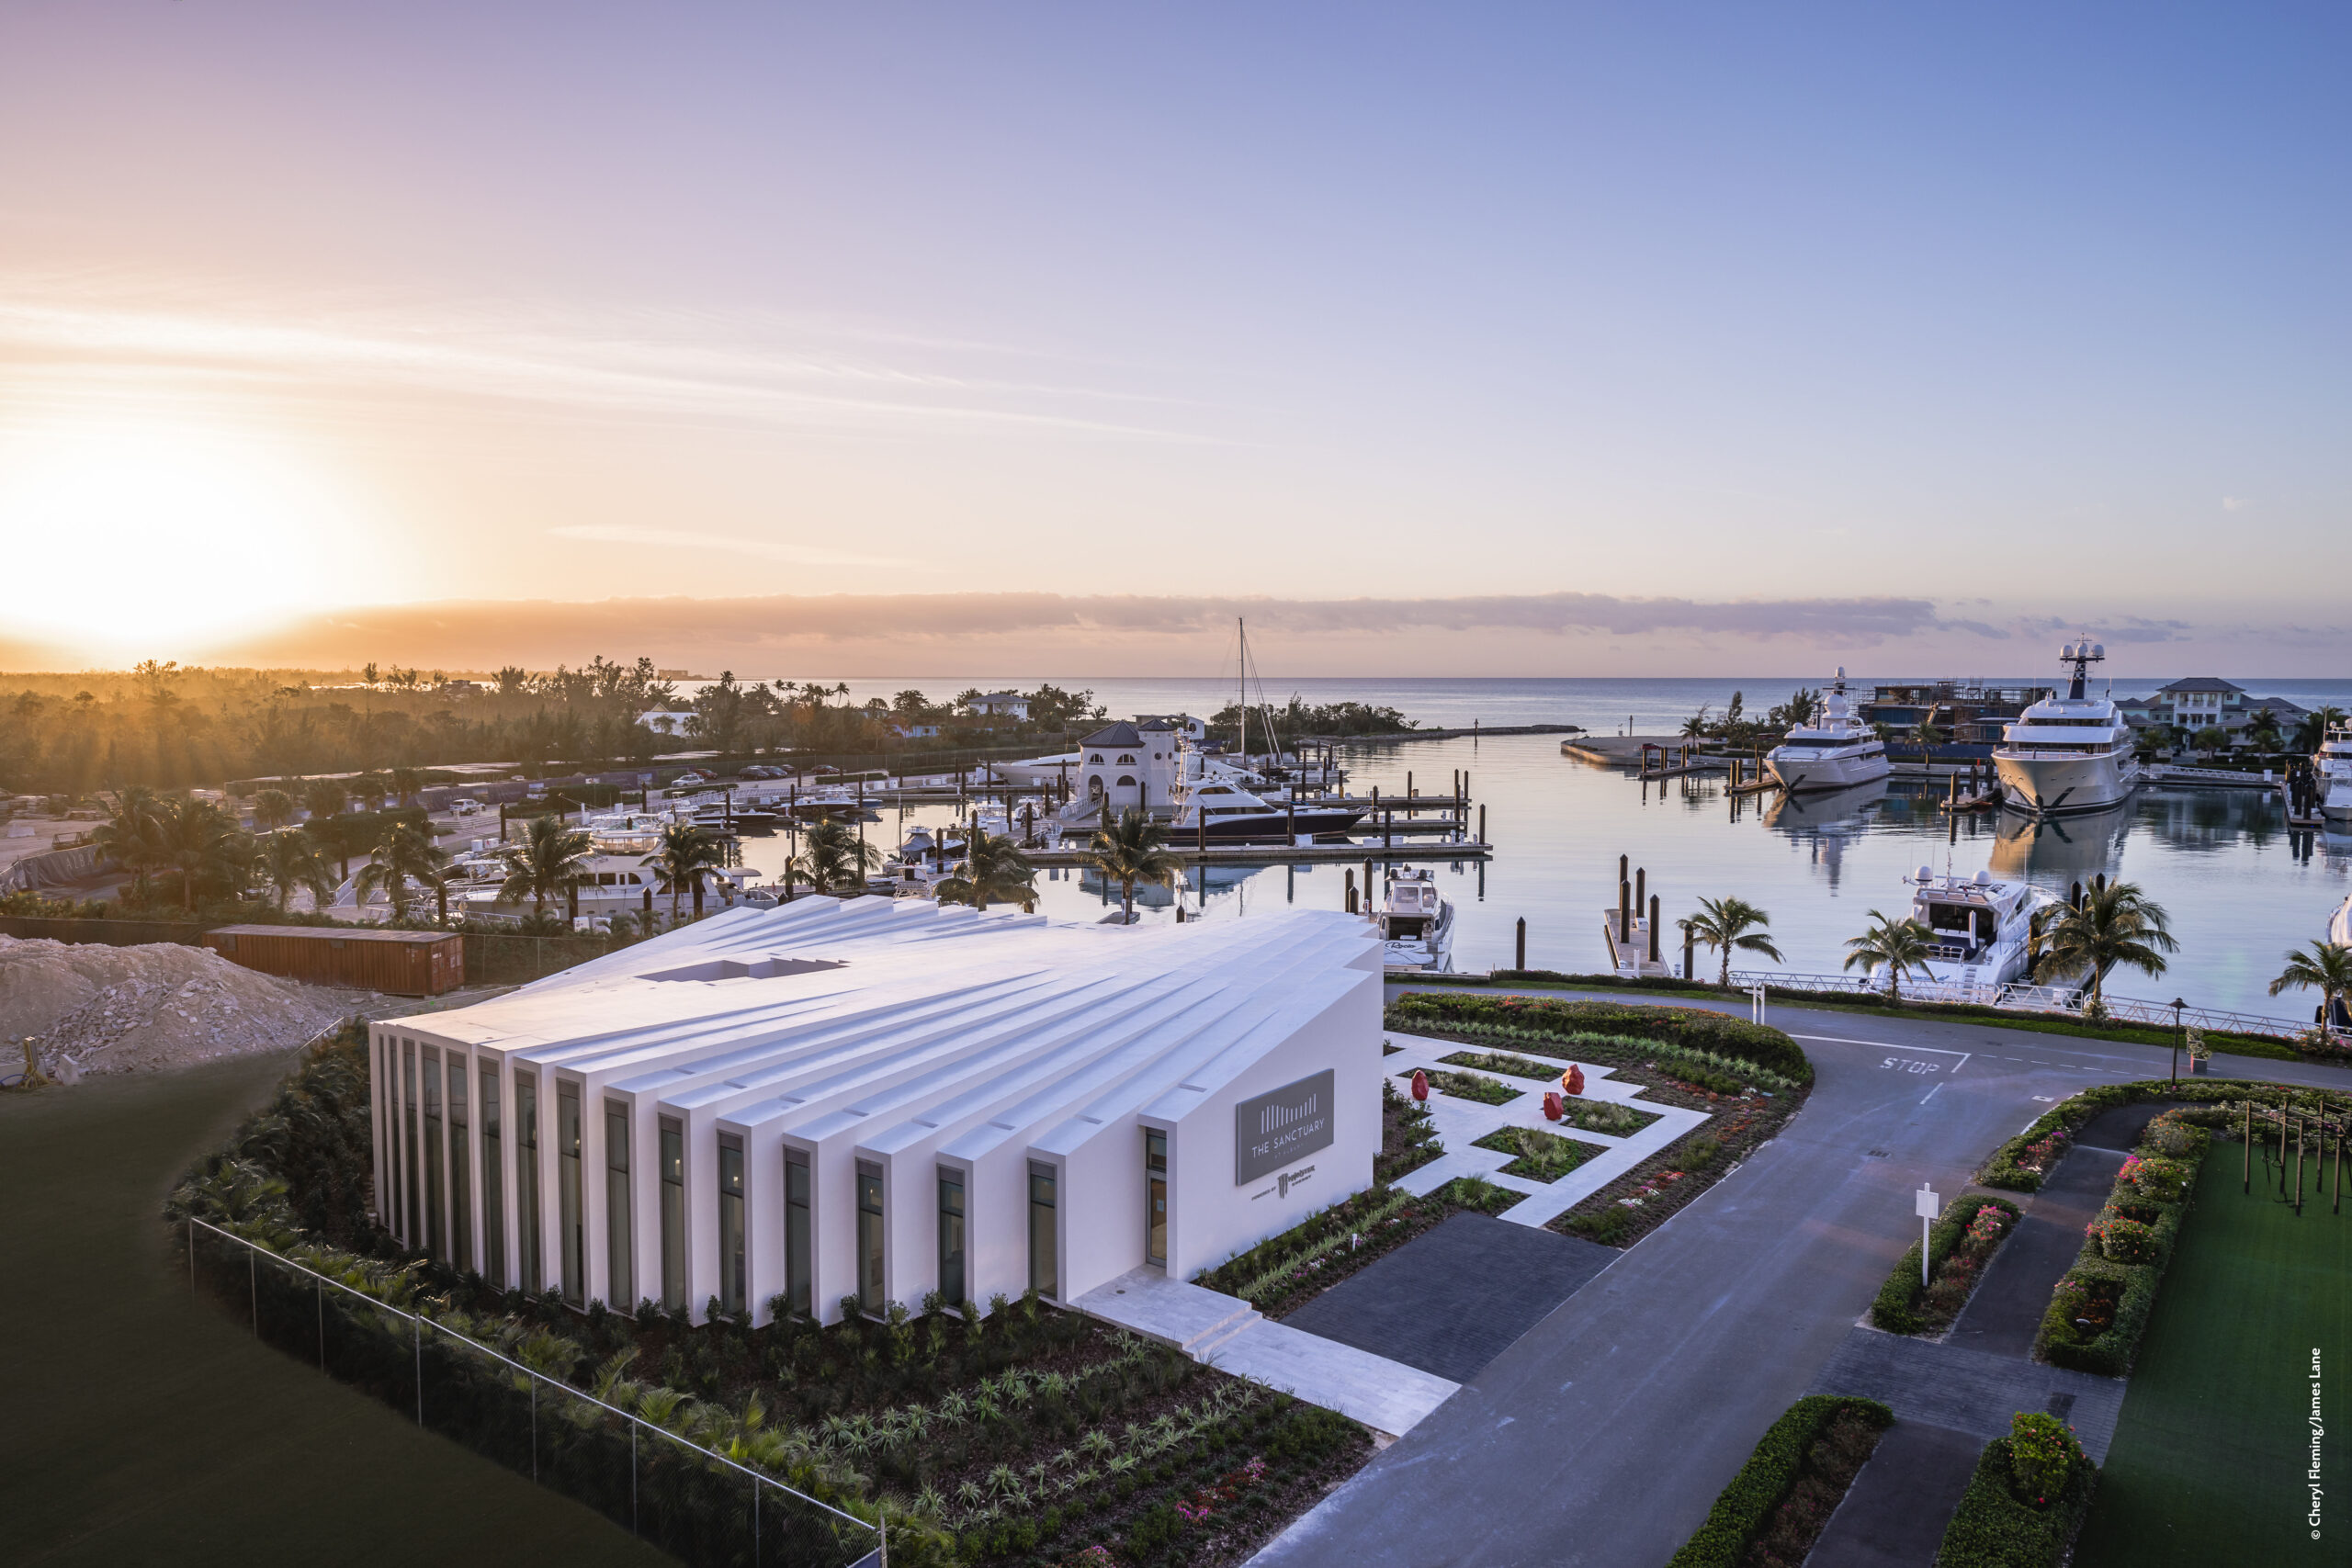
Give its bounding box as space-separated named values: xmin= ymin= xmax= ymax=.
xmin=1077 ymin=721 xmax=1182 ymax=813
xmin=369 ymin=899 xmax=1379 ymax=1324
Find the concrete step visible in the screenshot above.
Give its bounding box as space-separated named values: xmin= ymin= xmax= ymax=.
xmin=1187 ymin=1311 xmax=1263 ymax=1359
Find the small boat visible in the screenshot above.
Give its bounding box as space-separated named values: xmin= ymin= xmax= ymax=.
xmin=1374 ymin=867 xmax=1455 ymax=973
xmin=1994 ymin=638 xmax=2143 ymax=817
xmin=1765 ymin=669 xmax=1890 ymax=794
xmin=1896 ymin=865 xmax=2060 ymax=988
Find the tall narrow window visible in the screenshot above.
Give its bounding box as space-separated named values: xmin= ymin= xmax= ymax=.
xmin=448 ymin=1058 xmax=472 ymax=1272
xmin=605 ymin=1102 xmax=633 ymax=1312
xmin=856 ymin=1161 xmax=885 ymax=1315
xmin=1027 ymin=1161 xmax=1057 ymax=1300
xmin=784 ymin=1148 xmax=811 ymax=1318
xmin=401 ymin=1040 xmax=420 ymax=1247
xmin=718 ymin=1134 xmax=745 ymax=1316
xmin=481 ymin=1066 xmax=504 ymax=1289
xmin=937 ymin=1167 xmax=966 ymax=1305
xmin=379 ymin=1034 xmax=399 ymax=1233
xmin=422 ymin=1048 xmax=446 ymax=1261
xmin=659 ymin=1117 xmax=685 ymax=1313
xmin=515 ymin=1073 xmax=542 ymax=1292
xmin=1145 ymin=1130 xmax=1168 ymax=1266
xmin=558 ymin=1084 xmax=583 ymax=1305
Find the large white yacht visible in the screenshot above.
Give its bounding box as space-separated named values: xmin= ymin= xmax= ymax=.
xmin=1898 ymin=865 xmax=2061 ymax=988
xmin=2312 ymin=723 xmax=2352 ymax=822
xmin=1764 ymin=669 xmax=1890 ymax=794
xmin=1168 ymin=777 xmax=1367 ymax=843
xmin=1993 ymin=639 xmax=2142 ymax=817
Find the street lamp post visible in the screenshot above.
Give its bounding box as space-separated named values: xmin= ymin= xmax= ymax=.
xmin=2170 ymin=998 xmax=2186 ymax=1085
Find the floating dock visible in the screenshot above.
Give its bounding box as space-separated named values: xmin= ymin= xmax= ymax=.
xmin=1023 ymin=840 xmax=1492 ymax=867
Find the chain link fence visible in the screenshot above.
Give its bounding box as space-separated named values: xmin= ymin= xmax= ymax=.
xmin=187 ymin=1218 xmax=883 ymax=1568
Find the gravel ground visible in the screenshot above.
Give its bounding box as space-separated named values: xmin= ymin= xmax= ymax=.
xmin=0 ymin=936 xmax=368 ymax=1080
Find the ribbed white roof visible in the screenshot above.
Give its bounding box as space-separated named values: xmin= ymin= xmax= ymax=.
xmin=399 ymin=898 xmax=1378 ymax=1137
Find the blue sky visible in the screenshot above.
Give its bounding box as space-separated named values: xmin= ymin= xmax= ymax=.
xmin=0 ymin=4 xmax=2344 ymax=672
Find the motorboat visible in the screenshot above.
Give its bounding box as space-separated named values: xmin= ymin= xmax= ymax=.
xmin=2330 ymin=891 xmax=2352 ymax=950
xmin=1168 ymin=777 xmax=1368 ymax=843
xmin=1899 ymin=865 xmax=2061 ymax=988
xmin=1763 ymin=669 xmax=1890 ymax=794
xmin=1993 ymin=638 xmax=2143 ymax=817
xmin=1374 ymin=867 xmax=1455 ymax=973
xmin=2314 ymin=724 xmax=2352 ymax=822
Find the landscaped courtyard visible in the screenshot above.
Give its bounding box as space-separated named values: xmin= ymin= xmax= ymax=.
xmin=2072 ymin=1146 xmax=2352 ymax=1565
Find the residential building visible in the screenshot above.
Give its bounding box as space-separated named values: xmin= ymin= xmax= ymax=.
xmin=368 ymin=899 xmax=1379 ymax=1325
xmin=1856 ymin=682 xmax=2052 ymax=751
xmin=968 ymin=692 xmax=1031 ymax=723
xmin=1079 ymin=721 xmax=1182 ymax=812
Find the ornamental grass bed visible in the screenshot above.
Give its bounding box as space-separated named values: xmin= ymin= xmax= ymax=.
xmin=1472 ymin=1124 xmax=1595 ymax=1182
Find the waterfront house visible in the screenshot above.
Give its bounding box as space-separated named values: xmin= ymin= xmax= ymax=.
xmin=368 ymin=900 xmax=1378 ymax=1325
xmin=1079 ymin=720 xmax=1182 ymax=813
xmin=967 ymin=692 xmax=1031 ymax=724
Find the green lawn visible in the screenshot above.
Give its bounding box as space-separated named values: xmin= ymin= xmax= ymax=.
xmin=2073 ymin=1145 xmax=2352 ymax=1565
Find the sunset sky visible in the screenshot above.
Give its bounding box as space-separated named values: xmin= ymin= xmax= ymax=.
xmin=1 ymin=4 xmax=2344 ymax=675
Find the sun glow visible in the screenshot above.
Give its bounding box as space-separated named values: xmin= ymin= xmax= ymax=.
xmin=0 ymin=419 xmax=391 ymax=662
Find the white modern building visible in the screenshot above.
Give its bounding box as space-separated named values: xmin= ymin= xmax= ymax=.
xmin=369 ymin=898 xmax=1380 ymax=1324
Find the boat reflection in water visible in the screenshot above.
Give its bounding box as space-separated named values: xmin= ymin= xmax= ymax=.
xmin=1763 ymin=777 xmax=1890 ymax=891
xmin=1989 ymin=803 xmax=2131 ymax=886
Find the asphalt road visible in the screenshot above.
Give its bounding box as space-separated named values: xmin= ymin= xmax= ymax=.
xmin=1251 ymin=989 xmax=2352 ymax=1568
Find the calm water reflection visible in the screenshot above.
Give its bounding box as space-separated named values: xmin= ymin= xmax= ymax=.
xmin=729 ymin=733 xmax=2352 ymax=1021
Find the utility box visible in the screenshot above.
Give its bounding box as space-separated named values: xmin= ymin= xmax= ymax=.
xmin=202 ymin=925 xmax=465 ymax=997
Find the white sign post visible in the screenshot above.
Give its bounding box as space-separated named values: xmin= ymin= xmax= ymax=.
xmin=1916 ymin=1184 xmax=1941 ymax=1287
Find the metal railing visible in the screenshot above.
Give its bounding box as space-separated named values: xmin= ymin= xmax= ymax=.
xmin=186 ymin=1217 xmax=883 ymax=1568
xmin=1725 ymin=969 xmax=2341 ymax=1044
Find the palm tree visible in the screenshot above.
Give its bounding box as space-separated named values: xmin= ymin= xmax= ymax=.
xmin=254 ymin=829 xmax=336 ymax=912
xmin=390 ymin=766 xmax=424 ymax=808
xmin=94 ymin=786 xmax=167 ymax=900
xmin=1842 ymin=909 xmax=1938 ymax=1002
xmin=2294 ymin=706 xmax=2346 ymax=755
xmin=353 ymin=773 xmax=390 ymax=813
xmin=938 ymin=829 xmax=1038 ymax=912
xmin=356 ymin=821 xmax=448 ymax=923
xmin=252 ymin=788 xmax=297 ymax=830
xmin=500 ymin=814 xmax=594 ymax=919
xmin=151 ymin=796 xmax=252 ymax=913
xmin=789 ymin=818 xmax=882 ymax=896
xmin=300 ymin=778 xmax=348 ymax=821
xmin=2269 ymin=941 xmax=2352 ymax=1032
xmin=1680 ymin=896 xmax=1783 ymax=987
xmin=2031 ymin=879 xmax=2179 ymax=1019
xmin=1079 ymin=809 xmax=1182 ymax=925
xmin=1679 ymin=708 xmax=1711 ymax=739
xmin=2132 ymin=723 xmax=2177 ymax=763
xmin=643 ymin=821 xmax=729 ymax=922
xmin=2245 ymin=709 xmax=2284 ymax=754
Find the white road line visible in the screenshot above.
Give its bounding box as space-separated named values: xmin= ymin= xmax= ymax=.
xmin=1789 ymin=1033 xmax=1973 ymax=1076
xmin=1922 ymin=1083 xmax=1943 ymax=1103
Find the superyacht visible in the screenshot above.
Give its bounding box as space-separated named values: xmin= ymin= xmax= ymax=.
xmin=1993 ymin=639 xmax=2142 ymax=817
xmin=1763 ymin=669 xmax=1890 ymax=794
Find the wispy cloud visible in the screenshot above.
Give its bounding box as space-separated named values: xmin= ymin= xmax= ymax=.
xmin=0 ymin=274 xmax=1206 ymax=441
xmin=2222 ymin=496 xmax=2254 ymax=511
xmin=547 ymin=523 xmax=910 ymax=571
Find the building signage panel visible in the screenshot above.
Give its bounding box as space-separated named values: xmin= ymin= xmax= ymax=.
xmin=1235 ymin=1069 xmax=1334 ymax=1185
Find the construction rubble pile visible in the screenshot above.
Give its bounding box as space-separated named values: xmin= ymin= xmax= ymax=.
xmin=0 ymin=936 xmax=364 ymax=1081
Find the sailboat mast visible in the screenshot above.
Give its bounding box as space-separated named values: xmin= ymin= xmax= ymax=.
xmin=1237 ymin=616 xmax=1249 ymax=760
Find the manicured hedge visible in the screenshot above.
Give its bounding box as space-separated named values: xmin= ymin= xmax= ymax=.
xmin=1933 ymin=1436 xmax=2097 ymax=1567
xmin=1975 ymin=1077 xmax=2302 ymax=1191
xmin=2034 ymin=1122 xmax=2210 ymax=1377
xmin=1869 ymin=1193 xmax=2021 ymax=1335
xmin=1386 ymin=992 xmax=1812 ymax=1084
xmin=1665 ymin=1395 xmax=1892 ymax=1568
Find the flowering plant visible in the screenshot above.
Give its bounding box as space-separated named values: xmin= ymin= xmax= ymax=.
xmin=2007 ymin=1412 xmax=2081 ymax=1506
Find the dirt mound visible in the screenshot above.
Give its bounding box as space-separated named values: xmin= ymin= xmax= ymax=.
xmin=0 ymin=936 xmax=362 ymax=1080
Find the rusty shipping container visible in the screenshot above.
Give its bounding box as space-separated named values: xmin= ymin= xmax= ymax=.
xmin=202 ymin=926 xmax=465 ymax=997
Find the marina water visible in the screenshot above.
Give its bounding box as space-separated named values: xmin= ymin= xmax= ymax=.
xmin=721 ymin=677 xmax=2352 ymax=1024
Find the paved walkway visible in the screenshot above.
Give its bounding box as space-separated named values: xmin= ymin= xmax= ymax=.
xmin=1805 ymin=1328 xmax=2127 ymax=1461
xmin=1805 ymin=1419 xmax=1985 ymax=1568
xmin=1071 ymin=1267 xmax=1459 ymax=1438
xmin=1283 ymin=1213 xmax=1618 ymax=1382
xmin=1947 ymin=1143 xmax=2124 ymax=1359
xmin=1383 ymin=1031 xmax=1712 ymax=1227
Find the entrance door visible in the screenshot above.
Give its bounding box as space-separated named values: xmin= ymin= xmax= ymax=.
xmin=1145 ymin=1130 xmax=1168 ymax=1266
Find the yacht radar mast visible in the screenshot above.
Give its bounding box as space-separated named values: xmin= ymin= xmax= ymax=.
xmin=2061 ymin=636 xmax=2105 ymax=701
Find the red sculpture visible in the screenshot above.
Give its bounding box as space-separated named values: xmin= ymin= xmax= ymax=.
xmin=1543 ymin=1090 xmax=1563 ymax=1122
xmin=1410 ymin=1068 xmax=1429 ymax=1103
xmin=1564 ymin=1063 xmax=1587 ymax=1097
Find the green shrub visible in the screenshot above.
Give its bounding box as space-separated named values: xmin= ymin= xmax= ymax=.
xmin=1868 ymin=1193 xmax=2021 ymax=1335
xmin=1565 ymin=1207 xmax=1632 ymax=1246
xmin=1386 ymin=993 xmax=1813 ymax=1084
xmin=1664 ymin=1395 xmax=1893 ymax=1568
xmin=1932 ymin=1435 xmax=2096 ymax=1566
xmin=2005 ymin=1414 xmax=2080 ymax=1506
